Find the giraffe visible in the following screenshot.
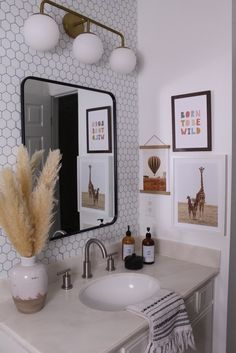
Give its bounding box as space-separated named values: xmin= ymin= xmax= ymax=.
xmin=88 ymin=165 xmax=95 ymax=200
xmin=195 ymin=167 xmax=205 ymax=219
xmin=93 ymin=188 xmax=99 ymax=206
xmin=187 ymin=196 xmax=197 ymax=220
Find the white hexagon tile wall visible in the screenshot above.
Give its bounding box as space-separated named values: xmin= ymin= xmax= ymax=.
xmin=0 ymin=0 xmax=138 ymax=278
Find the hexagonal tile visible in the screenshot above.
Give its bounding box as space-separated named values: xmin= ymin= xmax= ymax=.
xmin=0 ymin=136 xmax=6 ymax=147
xmin=0 ymin=253 xmax=7 ymax=263
xmin=7 ymin=250 xmax=16 ymax=261
xmin=1 ymin=20 xmax=10 ymax=32
xmin=2 ymin=243 xmax=11 ymax=253
xmin=3 ymin=145 xmax=11 ymax=157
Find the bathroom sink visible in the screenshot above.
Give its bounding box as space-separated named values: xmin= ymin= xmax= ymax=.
xmin=79 ymin=273 xmax=160 ymax=311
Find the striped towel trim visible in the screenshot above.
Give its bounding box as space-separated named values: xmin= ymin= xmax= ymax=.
xmin=126 ymin=289 xmax=195 ymax=353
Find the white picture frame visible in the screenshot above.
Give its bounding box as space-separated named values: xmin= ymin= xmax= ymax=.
xmin=77 ymin=155 xmax=113 ymax=217
xmin=172 ymin=155 xmax=227 ymax=234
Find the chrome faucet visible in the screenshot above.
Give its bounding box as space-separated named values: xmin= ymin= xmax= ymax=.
xmin=82 ymin=238 xmax=108 ymax=278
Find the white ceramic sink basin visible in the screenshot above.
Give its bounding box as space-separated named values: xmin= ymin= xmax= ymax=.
xmin=79 ymin=273 xmax=160 ymax=311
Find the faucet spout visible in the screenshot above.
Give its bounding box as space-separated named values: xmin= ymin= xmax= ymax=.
xmin=82 ymin=238 xmax=108 ymax=278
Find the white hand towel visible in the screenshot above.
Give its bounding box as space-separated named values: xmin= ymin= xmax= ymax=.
xmin=126 ymin=289 xmax=195 ymax=353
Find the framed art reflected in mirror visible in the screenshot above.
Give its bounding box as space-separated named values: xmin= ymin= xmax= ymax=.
xmin=86 ymin=106 xmax=112 ymax=153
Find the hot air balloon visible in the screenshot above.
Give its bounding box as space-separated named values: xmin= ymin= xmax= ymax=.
xmin=148 ymin=156 xmax=161 ymax=176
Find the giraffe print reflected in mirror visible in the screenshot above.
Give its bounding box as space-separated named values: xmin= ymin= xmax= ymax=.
xmin=81 ymin=164 xmax=105 ymax=211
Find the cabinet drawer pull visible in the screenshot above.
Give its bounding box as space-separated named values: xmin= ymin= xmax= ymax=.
xmin=195 ymin=291 xmax=201 ymax=314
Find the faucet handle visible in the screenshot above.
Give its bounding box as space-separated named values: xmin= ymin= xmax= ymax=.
xmin=106 ymin=252 xmax=118 ymax=272
xmin=107 ymin=252 xmax=118 ymax=258
xmin=57 ymin=268 xmax=73 ymax=290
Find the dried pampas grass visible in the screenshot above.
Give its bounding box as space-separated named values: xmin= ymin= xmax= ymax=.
xmin=0 ymin=145 xmax=61 ymax=257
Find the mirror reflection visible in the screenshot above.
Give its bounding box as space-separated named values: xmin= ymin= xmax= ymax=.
xmin=21 ymin=77 xmax=117 ymax=240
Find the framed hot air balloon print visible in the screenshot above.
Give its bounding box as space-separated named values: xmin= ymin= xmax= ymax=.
xmin=139 ymin=145 xmax=170 ymax=195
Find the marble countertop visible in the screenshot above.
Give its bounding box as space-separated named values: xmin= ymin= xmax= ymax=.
xmin=0 ymin=255 xmax=218 ymax=353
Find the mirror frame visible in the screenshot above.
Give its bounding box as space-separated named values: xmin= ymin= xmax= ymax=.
xmin=20 ymin=76 xmax=118 ymax=240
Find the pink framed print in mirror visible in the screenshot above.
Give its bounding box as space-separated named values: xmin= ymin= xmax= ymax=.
xmin=86 ymin=106 xmax=112 ymax=153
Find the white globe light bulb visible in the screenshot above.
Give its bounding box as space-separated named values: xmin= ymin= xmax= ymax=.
xmin=109 ymin=47 xmax=137 ymax=74
xmin=23 ymin=14 xmax=60 ymax=52
xmin=72 ymin=33 xmax=104 ymax=64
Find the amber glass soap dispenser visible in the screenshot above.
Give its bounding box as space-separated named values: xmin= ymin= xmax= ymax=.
xmin=142 ymin=227 xmax=155 ymax=264
xmin=122 ymin=225 xmax=135 ymax=260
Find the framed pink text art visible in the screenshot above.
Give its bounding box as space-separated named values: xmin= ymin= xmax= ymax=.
xmin=171 ymin=91 xmax=212 ymax=152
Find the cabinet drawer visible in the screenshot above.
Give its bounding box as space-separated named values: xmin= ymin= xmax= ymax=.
xmin=197 ymin=280 xmax=213 ymax=314
xmin=118 ymin=331 xmax=149 ymax=353
xmin=185 ymin=293 xmax=197 ymax=321
xmin=185 ymin=280 xmax=214 ymax=321
xmin=185 ymin=305 xmax=213 ymax=353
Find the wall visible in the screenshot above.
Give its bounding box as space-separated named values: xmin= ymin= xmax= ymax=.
xmin=227 ymin=1 xmax=236 ymax=352
xmin=137 ymin=1 xmax=232 ymax=353
xmin=78 ymin=89 xmax=114 ymax=227
xmin=0 ymin=0 xmax=138 ymax=278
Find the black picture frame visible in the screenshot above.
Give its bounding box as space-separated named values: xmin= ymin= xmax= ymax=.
xmin=86 ymin=106 xmax=112 ymax=153
xmin=171 ymin=90 xmax=212 ymax=152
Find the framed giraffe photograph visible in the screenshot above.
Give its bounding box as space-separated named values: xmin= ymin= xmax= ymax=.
xmin=171 ymin=90 xmax=212 ymax=152
xmin=77 ymin=155 xmax=114 ymax=218
xmin=172 ymin=155 xmax=227 ymax=234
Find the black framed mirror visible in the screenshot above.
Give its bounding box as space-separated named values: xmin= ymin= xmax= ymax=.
xmin=21 ymin=76 xmax=117 ymax=240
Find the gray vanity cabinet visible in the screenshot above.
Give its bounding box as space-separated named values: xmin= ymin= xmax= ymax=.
xmin=116 ymin=279 xmax=214 ymax=353
xmin=118 ymin=331 xmax=149 ymax=353
xmin=185 ymin=279 xmax=214 ymax=353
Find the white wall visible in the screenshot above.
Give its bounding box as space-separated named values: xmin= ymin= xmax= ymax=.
xmin=227 ymin=1 xmax=236 ymax=352
xmin=78 ymin=89 xmax=114 ymax=227
xmin=138 ymin=1 xmax=232 ymax=352
xmin=78 ymin=89 xmax=113 ymax=156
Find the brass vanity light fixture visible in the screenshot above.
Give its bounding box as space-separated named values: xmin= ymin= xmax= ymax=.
xmin=23 ymin=0 xmax=136 ymax=73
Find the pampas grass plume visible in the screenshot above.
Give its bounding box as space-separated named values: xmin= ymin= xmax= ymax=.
xmin=0 ymin=145 xmax=61 ymax=257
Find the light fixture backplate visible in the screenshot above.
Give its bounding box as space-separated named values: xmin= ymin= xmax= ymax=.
xmin=63 ymin=13 xmax=85 ymax=38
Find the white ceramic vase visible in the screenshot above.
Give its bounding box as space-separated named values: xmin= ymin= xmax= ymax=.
xmin=8 ymin=256 xmax=48 ymax=314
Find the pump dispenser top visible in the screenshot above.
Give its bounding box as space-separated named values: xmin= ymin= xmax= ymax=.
xmin=146 ymin=227 xmax=151 ymax=237
xmin=126 ymin=226 xmax=131 ymax=236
